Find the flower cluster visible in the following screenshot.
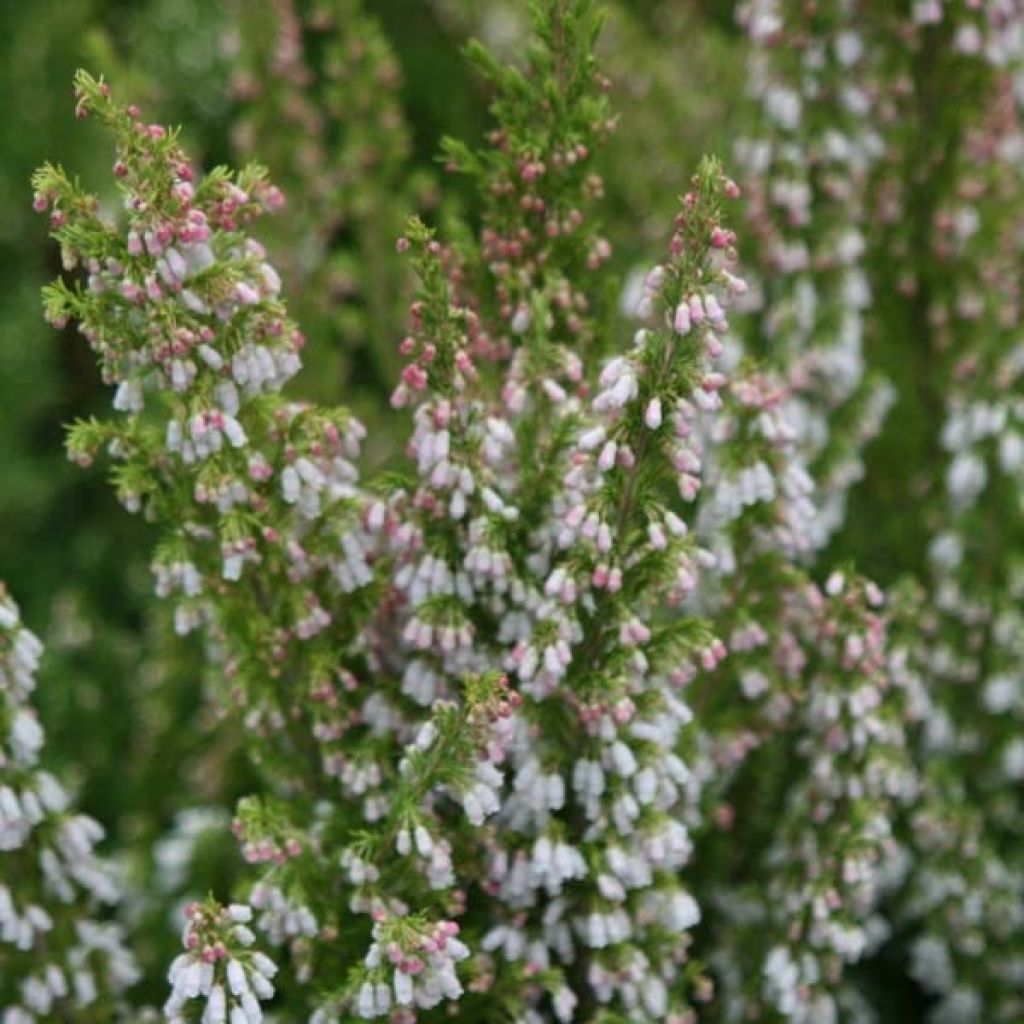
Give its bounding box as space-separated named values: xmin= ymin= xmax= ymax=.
xmin=353 ymin=914 xmax=470 ymax=1019
xmin=165 ymin=899 xmax=278 ymax=1023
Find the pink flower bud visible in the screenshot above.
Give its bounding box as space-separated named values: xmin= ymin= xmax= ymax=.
xmin=673 ymin=303 xmax=691 ymax=335
xmin=645 ymin=398 xmax=662 ymax=429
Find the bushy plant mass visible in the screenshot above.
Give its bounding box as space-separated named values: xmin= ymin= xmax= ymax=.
xmin=3 ymin=0 xmax=1024 ymax=1021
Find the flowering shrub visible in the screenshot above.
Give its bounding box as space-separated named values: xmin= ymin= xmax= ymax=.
xmin=8 ymin=0 xmax=1024 ymax=1022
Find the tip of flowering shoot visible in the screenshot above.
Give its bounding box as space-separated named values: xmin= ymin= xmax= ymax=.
xmin=465 ymin=671 xmax=522 ymax=719
xmin=392 ymin=215 xmax=478 ymax=402
xmin=680 ymin=156 xmax=741 ymax=221
xmin=72 ymin=70 xmax=114 ymax=121
xmin=399 ymin=216 xmax=438 ymax=255
xmin=636 ymin=155 xmax=746 ymax=327
xmin=52 ymin=72 xmax=287 ymax=238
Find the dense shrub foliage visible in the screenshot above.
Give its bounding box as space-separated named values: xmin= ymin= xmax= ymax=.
xmin=3 ymin=1 xmax=1024 ymax=1022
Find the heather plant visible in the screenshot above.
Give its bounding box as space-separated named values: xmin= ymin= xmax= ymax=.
xmin=9 ymin=1 xmax=1024 ymax=1022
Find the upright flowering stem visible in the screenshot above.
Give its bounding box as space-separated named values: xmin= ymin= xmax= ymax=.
xmin=440 ymin=0 xmax=615 ymax=365
xmin=490 ymin=157 xmax=741 ymax=1021
xmin=680 ymin=352 xmax=914 ymax=1020
xmin=703 ymin=572 xmax=913 ymax=1023
xmin=735 ymin=0 xmax=893 ymax=548
xmin=229 ymin=0 xmax=417 ymax=396
xmin=0 ymin=585 xmax=138 ymax=1021
xmin=34 ymin=70 xmax=378 ymax=800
